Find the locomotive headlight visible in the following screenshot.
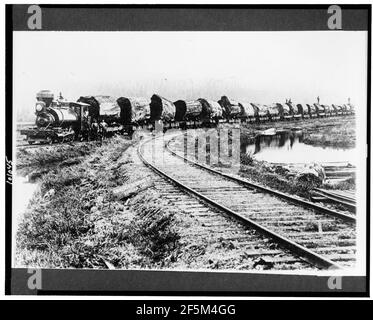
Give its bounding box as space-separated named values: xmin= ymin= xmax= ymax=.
xmin=35 ymin=103 xmax=43 ymax=112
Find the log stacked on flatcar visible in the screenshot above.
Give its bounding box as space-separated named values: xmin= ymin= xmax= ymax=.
xmin=280 ymin=103 xmax=293 ymax=120
xmin=267 ymin=103 xmax=281 ymax=121
xmin=174 ymin=100 xmax=187 ymax=122
xmin=313 ymin=103 xmax=325 ymax=117
xmin=337 ymin=105 xmax=345 ymax=115
xmin=149 ymin=94 xmax=176 ymax=122
xmin=249 ymin=103 xmax=265 ymax=122
xmin=342 ymin=104 xmax=349 ymax=114
xmin=239 ymin=102 xmax=257 ymax=122
xmin=322 ymin=104 xmax=332 ymax=116
xmin=306 ymin=104 xmax=317 ymax=118
xmin=257 ymin=104 xmax=270 ymax=121
xmin=296 ymin=104 xmax=307 ymax=118
xmin=347 ymin=103 xmax=355 ymax=114
xmin=274 ymin=103 xmax=290 ymax=120
xmin=77 ymin=95 xmax=121 ymax=121
xmin=286 ymin=102 xmax=301 ymax=119
xmin=331 ymin=104 xmax=343 ymax=115
xmin=174 ymin=100 xmax=203 ymax=122
xmin=116 ymin=97 xmax=150 ymax=125
xmin=218 ymin=96 xmax=242 ymax=120
xmin=198 ymin=98 xmax=223 ymax=124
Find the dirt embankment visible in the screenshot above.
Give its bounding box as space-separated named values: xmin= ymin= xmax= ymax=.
xmin=15 ymin=137 xmax=181 ymax=269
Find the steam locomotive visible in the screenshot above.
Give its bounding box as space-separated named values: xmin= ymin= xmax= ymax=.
xmin=20 ymin=90 xmax=355 ymax=144
xmin=20 ymin=91 xmax=124 ymax=144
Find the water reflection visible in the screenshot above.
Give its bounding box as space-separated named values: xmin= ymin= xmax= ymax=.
xmin=243 ymin=130 xmax=356 ymax=165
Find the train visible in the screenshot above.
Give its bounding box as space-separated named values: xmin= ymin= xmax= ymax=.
xmin=20 ymin=90 xmax=355 ymax=144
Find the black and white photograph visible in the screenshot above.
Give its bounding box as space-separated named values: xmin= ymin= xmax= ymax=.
xmin=5 ymin=4 xmax=370 ymax=296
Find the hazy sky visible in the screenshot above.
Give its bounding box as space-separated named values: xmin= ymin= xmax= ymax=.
xmin=13 ymin=31 xmax=367 ymax=120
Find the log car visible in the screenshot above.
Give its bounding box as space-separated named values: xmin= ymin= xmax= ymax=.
xmin=77 ymin=95 xmax=124 ymax=135
xmin=332 ymin=104 xmax=344 ymax=116
xmin=116 ymin=97 xmax=151 ymax=134
xmin=296 ymin=104 xmax=309 ymax=119
xmin=174 ymin=99 xmax=203 ymax=129
xmin=306 ymin=104 xmax=318 ymax=118
xmin=267 ymin=103 xmax=281 ymax=121
xmin=239 ymin=102 xmax=258 ymax=122
xmin=149 ymin=94 xmax=176 ymax=131
xmin=251 ymin=103 xmax=269 ymax=122
xmin=314 ymin=103 xmax=326 ymax=117
xmin=218 ymin=96 xmax=242 ymax=123
xmin=322 ymin=104 xmax=333 ymax=117
xmin=286 ymin=102 xmax=301 ymax=119
xmin=198 ymin=98 xmax=224 ymax=126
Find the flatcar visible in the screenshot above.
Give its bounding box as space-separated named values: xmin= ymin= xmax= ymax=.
xmin=198 ymin=98 xmax=224 ymax=126
xmin=77 ymin=95 xmax=124 ymax=134
xmin=239 ymin=102 xmax=258 ymax=122
xmin=116 ymin=96 xmax=151 ymax=134
xmin=218 ymin=96 xmax=242 ymax=122
xmin=174 ymin=99 xmax=204 ymax=129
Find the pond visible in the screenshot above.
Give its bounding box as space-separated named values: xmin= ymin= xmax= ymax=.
xmin=243 ymin=130 xmax=356 ymax=165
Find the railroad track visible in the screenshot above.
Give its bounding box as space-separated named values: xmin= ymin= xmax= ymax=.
xmin=139 ymin=132 xmax=356 ymax=270
xmin=129 ymin=146 xmax=315 ymax=271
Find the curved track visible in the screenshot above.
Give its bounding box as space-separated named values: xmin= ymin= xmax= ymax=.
xmin=139 ymin=132 xmax=356 ymax=270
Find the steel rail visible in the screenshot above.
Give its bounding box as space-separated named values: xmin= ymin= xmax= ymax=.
xmin=138 ymin=136 xmax=343 ymax=270
xmin=166 ymin=135 xmax=356 ymax=224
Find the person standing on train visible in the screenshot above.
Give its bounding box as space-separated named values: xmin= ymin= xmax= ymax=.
xmin=100 ymin=119 xmax=108 ymax=140
xmin=91 ymin=119 xmax=99 ymax=140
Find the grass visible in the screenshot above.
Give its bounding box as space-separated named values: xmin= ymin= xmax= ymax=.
xmin=238 ymin=159 xmax=323 ymax=199
xmin=302 ymin=117 xmax=355 ymax=149
xmin=241 ymin=115 xmax=356 ymax=150
xmin=237 ymin=116 xmax=356 ymax=199
xmin=15 ymin=136 xmax=181 ymax=269
xmin=16 ymin=142 xmax=103 ymax=179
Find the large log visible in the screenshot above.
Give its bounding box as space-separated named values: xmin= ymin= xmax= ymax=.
xmin=150 ymin=94 xmax=176 ymax=122
xmin=278 ymin=103 xmax=291 ymax=115
xmin=198 ymin=98 xmax=223 ymax=120
xmin=296 ymin=104 xmax=305 ymax=116
xmin=77 ymin=95 xmax=120 ymax=120
xmin=313 ymin=103 xmax=324 ymax=114
xmin=218 ymin=96 xmax=241 ymax=118
xmin=267 ymin=103 xmax=280 ymax=116
xmin=112 ymin=178 xmax=154 ymax=200
xmin=240 ymin=102 xmax=257 ymax=117
xmin=116 ymin=97 xmax=150 ymax=124
xmin=322 ymin=104 xmax=332 ymax=113
xmin=174 ymin=100 xmax=203 ymax=121
xmin=253 ymin=103 xmax=269 ymax=117
xmin=306 ymin=104 xmax=317 ymax=115
xmin=173 ymin=100 xmax=187 ymax=121
xmin=331 ymin=104 xmax=339 ymax=112
xmin=286 ymin=102 xmax=298 ymax=115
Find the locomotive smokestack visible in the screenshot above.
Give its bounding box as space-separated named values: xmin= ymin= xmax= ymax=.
xmin=36 ymin=90 xmax=54 ymax=108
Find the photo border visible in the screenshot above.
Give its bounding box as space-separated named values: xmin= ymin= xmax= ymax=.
xmin=5 ymin=4 xmax=371 ymax=296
